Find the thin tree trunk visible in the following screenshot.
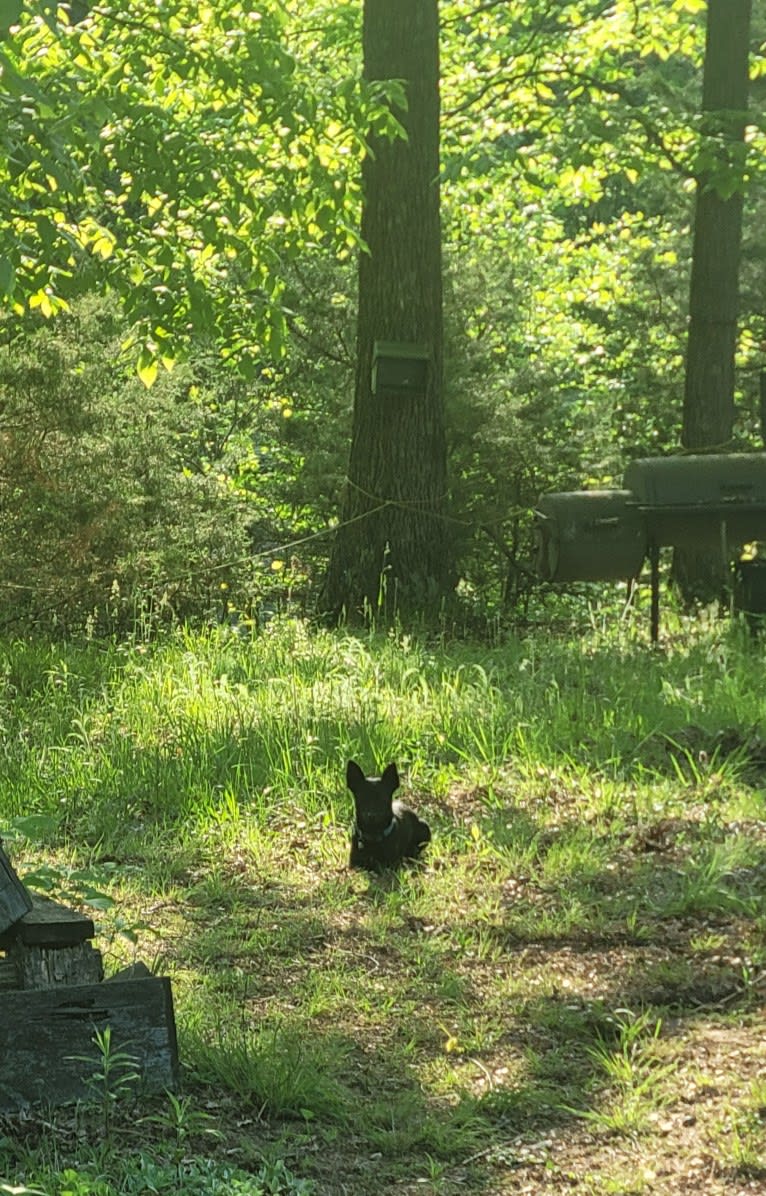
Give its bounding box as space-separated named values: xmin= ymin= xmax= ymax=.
xmin=675 ymin=0 xmax=751 ymax=601
xmin=323 ymin=0 xmax=451 ymax=622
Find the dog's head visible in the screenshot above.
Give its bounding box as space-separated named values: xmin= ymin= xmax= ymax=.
xmin=346 ymin=759 xmax=399 ymax=836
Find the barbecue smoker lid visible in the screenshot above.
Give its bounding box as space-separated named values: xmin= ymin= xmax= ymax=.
xmin=623 ymin=453 xmax=766 ymax=509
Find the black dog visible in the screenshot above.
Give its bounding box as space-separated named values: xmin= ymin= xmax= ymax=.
xmin=347 ymin=759 xmax=430 ymax=871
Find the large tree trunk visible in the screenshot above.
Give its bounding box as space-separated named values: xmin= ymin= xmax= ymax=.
xmin=323 ymin=0 xmax=451 ymax=622
xmin=675 ymin=0 xmax=751 ymax=602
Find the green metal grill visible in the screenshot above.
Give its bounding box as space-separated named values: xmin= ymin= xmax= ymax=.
xmin=623 ymin=454 xmax=766 ymax=548
xmin=535 ymin=491 xmax=645 ymax=583
xmin=535 ymin=452 xmax=766 ymax=639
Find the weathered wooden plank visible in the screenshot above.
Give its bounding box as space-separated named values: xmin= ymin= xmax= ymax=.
xmin=0 ymin=843 xmax=33 ymax=937
xmin=0 ymin=976 xmax=179 ymax=1112
xmin=11 ymin=894 xmax=96 ymax=947
xmin=10 ymin=939 xmax=104 ymax=989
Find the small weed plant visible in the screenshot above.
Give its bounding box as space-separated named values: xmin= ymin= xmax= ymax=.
xmin=571 ymin=1012 xmax=675 ymax=1136
xmin=71 ymin=1026 xmax=140 ymax=1143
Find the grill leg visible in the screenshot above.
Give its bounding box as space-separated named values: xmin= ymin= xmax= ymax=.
xmin=649 ymin=542 xmax=660 ymax=644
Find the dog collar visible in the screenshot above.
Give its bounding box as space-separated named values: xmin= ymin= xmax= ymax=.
xmin=357 ymin=816 xmax=396 ymax=844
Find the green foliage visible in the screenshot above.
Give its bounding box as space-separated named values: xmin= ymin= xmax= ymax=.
xmin=713 ymin=1077 xmax=766 ymax=1177
xmin=0 ymin=1 xmax=398 ymax=371
xmin=0 ymin=294 xmax=328 ymax=634
xmin=141 ymin=1091 xmax=223 ymax=1173
xmin=441 ymin=207 xmax=691 ymax=607
xmin=186 ymin=1014 xmax=354 ymax=1122
xmin=2 ymin=612 xmax=766 ymax=845
xmin=435 ymin=0 xmax=764 ymax=607
xmin=71 ymin=1026 xmax=141 ymax=1143
xmin=571 ymin=1012 xmax=675 ymax=1136
xmin=1 ymin=1157 xmax=315 ymax=1196
xmin=0 ymin=0 xmax=764 ymax=621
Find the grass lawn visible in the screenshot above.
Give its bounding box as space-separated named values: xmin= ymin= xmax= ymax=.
xmin=1 ymin=611 xmax=765 ymax=1194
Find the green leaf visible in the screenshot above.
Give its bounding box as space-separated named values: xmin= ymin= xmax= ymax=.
xmin=137 ymin=348 xmax=159 ymax=389
xmin=81 ymin=890 xmax=116 ymax=911
xmin=6 ymin=813 xmax=57 ymax=841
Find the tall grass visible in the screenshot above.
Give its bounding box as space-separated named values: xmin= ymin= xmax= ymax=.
xmin=2 ymin=615 xmax=764 ymax=851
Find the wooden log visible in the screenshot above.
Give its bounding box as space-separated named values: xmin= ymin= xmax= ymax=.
xmin=0 ymin=976 xmax=179 ymax=1112
xmin=0 ymin=957 xmax=18 ymax=991
xmin=10 ymin=939 xmax=104 ymax=989
xmin=0 ymin=843 xmax=33 ymax=938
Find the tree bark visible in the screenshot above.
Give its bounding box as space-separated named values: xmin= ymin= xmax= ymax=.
xmin=675 ymin=0 xmax=751 ymax=601
xmin=323 ymin=0 xmax=451 ymax=622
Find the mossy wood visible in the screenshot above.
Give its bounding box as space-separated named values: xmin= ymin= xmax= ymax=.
xmin=0 ymin=975 xmax=179 ymax=1112
xmin=0 ymin=878 xmax=178 ymax=1111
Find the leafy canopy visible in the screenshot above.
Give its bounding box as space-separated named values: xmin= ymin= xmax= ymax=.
xmin=0 ymin=1 xmax=396 ymax=378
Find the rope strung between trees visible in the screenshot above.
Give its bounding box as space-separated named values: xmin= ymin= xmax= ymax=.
xmin=0 ymin=487 xmax=530 ymax=625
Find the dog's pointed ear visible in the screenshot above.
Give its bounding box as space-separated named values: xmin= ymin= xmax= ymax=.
xmin=346 ymin=760 xmax=365 ymax=790
xmin=381 ymin=762 xmax=400 ymax=791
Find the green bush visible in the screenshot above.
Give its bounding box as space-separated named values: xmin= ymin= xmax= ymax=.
xmin=0 ymin=298 xmax=278 ymax=635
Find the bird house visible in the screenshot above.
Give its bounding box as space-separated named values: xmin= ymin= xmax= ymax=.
xmin=371 ymin=341 xmax=430 ymax=398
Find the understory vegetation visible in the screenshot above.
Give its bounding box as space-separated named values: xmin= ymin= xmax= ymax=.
xmin=0 ymin=3 xmax=763 ymax=635
xmin=1 ymin=613 xmax=765 ymax=1194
